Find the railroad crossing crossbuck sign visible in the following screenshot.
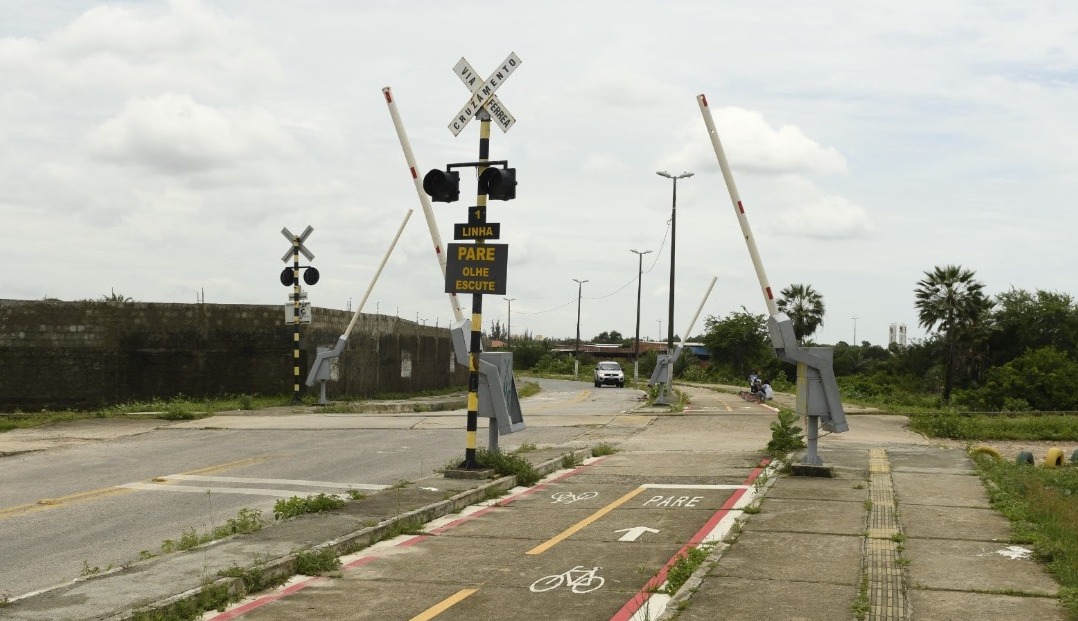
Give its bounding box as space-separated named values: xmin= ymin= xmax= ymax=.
xmin=280 ymin=226 xmax=314 ymax=263
xmin=448 ymin=52 xmax=522 ymax=136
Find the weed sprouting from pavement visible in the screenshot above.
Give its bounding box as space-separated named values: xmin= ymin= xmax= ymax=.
xmin=662 ymin=543 xmax=715 ymax=595
xmin=273 ymin=493 xmax=345 ymax=520
xmin=294 ymin=548 xmax=341 ymax=576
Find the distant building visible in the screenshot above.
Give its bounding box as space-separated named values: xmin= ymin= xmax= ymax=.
xmin=888 ymin=323 xmax=907 ymax=347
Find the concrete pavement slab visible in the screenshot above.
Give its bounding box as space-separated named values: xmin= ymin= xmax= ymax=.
xmin=891 ymin=471 xmax=991 ymax=508
xmin=900 ymin=503 xmax=1013 ymax=541
xmin=887 ymin=446 xmax=974 ymax=471
xmin=766 ymin=476 xmax=870 ymax=502
xmin=742 ymin=497 xmax=868 ymax=536
xmin=908 ymin=589 xmax=1066 ymax=621
xmin=673 ymin=576 xmax=857 ymax=621
xmin=904 ymin=537 xmax=1059 ymax=595
xmin=710 ymin=531 xmax=863 ymax=585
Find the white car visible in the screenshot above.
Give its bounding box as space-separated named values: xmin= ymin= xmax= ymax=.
xmin=593 ymin=361 xmax=625 ymax=388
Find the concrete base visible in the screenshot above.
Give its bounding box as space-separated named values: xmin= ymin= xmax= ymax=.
xmin=442 ymin=467 xmax=496 ymax=480
xmin=790 ymin=463 xmax=835 ymax=477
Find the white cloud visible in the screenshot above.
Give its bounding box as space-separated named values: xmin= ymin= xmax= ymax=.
xmin=0 ymin=0 xmax=280 ymax=97
xmin=767 ymin=194 xmax=875 ymax=240
xmin=663 ymin=106 xmax=848 ymax=176
xmin=568 ymin=67 xmax=679 ymax=109
xmin=581 ymin=153 xmax=627 ymax=176
xmin=84 ymin=93 xmax=297 ymax=174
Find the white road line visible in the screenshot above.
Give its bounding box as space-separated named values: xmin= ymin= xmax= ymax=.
xmin=159 ymin=474 xmax=388 ymax=490
xmin=120 ymin=483 xmax=343 ymax=498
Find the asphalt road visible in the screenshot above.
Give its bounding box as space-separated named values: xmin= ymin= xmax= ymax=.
xmin=0 ymin=378 xmax=643 ymax=598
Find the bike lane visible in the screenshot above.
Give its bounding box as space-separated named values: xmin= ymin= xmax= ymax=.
xmin=209 ymin=451 xmax=773 ymax=621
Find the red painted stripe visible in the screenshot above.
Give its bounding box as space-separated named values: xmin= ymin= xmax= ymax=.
xmin=207 ymin=576 xmax=324 ymax=620
xmin=342 ymin=555 xmax=379 ymax=569
xmin=700 ymin=94 xmax=708 ymax=107
xmin=766 ymin=286 xmax=774 ymax=300
xmin=383 ymin=89 xmax=392 ymax=104
xmin=737 ymin=200 xmax=745 ymax=214
xmin=410 ymin=166 xmax=418 ymax=179
xmin=435 ymin=246 xmax=441 ymax=254
xmin=399 ymin=534 xmax=430 ymax=548
xmin=608 ymin=460 xmax=769 ymax=621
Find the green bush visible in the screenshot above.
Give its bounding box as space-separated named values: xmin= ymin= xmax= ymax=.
xmin=532 ymin=353 xmax=577 ymax=375
xmin=273 ymin=493 xmax=345 ymax=520
xmin=477 ymin=448 xmax=541 ymax=486
xmin=766 ymin=408 xmax=806 ymax=457
xmin=955 ymin=347 xmax=1078 ymax=411
xmin=679 ymin=364 xmax=713 ymax=383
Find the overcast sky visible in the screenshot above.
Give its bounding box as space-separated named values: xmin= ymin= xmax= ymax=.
xmin=3 ymin=1 xmax=1076 ymax=346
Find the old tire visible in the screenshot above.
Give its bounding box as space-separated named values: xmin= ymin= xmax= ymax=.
xmin=1043 ymin=448 xmax=1065 ymax=468
xmin=1016 ymin=451 xmax=1035 ymax=466
xmin=969 ymin=446 xmax=1002 ymax=461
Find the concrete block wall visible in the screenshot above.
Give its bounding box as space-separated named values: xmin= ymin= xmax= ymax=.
xmin=0 ymin=300 xmax=465 ymax=411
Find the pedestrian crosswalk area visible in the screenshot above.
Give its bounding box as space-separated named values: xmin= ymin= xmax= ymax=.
xmin=120 ymin=474 xmax=390 ymax=498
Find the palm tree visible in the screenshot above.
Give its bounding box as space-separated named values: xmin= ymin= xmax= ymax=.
xmin=914 ymin=265 xmax=992 ymax=400
xmin=101 ymin=287 xmax=133 ymax=304
xmin=776 ymin=284 xmax=825 ymax=343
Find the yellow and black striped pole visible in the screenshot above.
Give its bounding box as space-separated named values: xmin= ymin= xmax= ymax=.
xmin=463 ymin=111 xmax=492 ymax=469
xmin=292 ymin=237 xmax=302 ymax=404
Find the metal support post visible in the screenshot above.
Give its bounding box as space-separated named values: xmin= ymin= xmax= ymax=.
xmin=292 ymin=238 xmax=302 ymax=404
xmin=463 ymin=112 xmax=492 ymax=469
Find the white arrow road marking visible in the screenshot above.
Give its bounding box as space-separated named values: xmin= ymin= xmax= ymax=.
xmin=615 ymin=526 xmax=659 ymax=542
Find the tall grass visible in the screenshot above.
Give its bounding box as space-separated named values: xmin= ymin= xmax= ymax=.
xmin=974 ymin=455 xmax=1078 ymax=617
xmin=0 ymin=394 xmax=292 ymax=432
xmin=909 ymin=413 xmax=1078 ymax=441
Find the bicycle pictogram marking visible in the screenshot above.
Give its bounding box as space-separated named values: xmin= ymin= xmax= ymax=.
xmin=550 ymin=491 xmax=598 ymax=505
xmin=529 ymin=565 xmax=605 ymax=594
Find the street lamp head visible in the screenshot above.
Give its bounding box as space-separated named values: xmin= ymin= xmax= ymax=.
xmin=573 ymin=278 xmax=588 ymax=285
xmin=679 ymin=172 xmax=695 ymax=179
xmin=630 ymin=249 xmax=653 ymax=256
xmin=656 ymin=171 xmax=672 ymax=179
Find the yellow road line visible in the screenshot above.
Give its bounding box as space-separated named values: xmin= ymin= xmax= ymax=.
xmin=176 ymin=455 xmax=275 ymax=477
xmin=409 ymin=588 xmax=477 ymax=621
xmin=0 ymin=455 xmax=275 ymax=520
xmin=526 ymin=486 xmax=646 ymax=555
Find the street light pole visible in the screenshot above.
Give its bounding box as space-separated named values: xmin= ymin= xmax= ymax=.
xmin=657 ymin=171 xmax=693 ymax=352
xmin=504 ymin=297 xmax=515 ymax=345
xmin=852 ymin=317 xmax=858 ymax=346
xmin=573 ymin=278 xmax=588 ymax=356
xmin=630 ymin=249 xmax=652 ymax=382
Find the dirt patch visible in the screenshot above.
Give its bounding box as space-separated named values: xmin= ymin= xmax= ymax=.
xmin=934 ymin=438 xmax=1078 ymax=463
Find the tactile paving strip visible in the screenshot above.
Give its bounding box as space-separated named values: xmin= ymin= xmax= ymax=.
xmin=865 ymin=448 xmax=907 ymax=620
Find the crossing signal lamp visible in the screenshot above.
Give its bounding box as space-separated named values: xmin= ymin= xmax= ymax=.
xmin=479 ymin=167 xmax=517 ymax=201
xmin=279 ymin=266 xmax=320 ymax=286
xmin=423 ymin=169 xmax=460 ymax=203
